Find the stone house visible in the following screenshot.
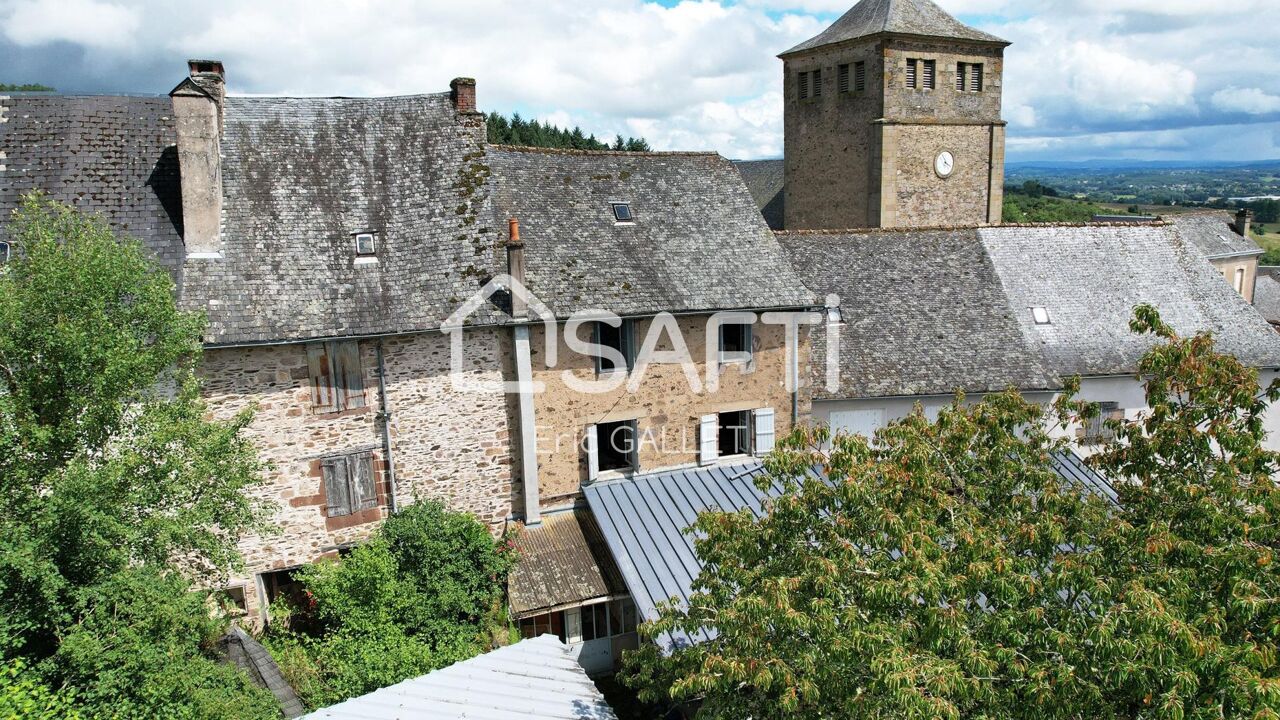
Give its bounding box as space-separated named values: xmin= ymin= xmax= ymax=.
xmin=1169 ymin=210 xmax=1264 ymax=302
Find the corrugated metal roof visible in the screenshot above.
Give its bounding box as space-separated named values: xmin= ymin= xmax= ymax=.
xmin=586 ymin=454 xmax=1116 ymax=650
xmin=299 ymin=635 xmax=617 ymax=720
xmin=510 ymin=508 xmax=628 ymax=617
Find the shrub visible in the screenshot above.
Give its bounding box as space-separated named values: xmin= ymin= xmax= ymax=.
xmin=0 ymin=659 xmax=81 ymax=720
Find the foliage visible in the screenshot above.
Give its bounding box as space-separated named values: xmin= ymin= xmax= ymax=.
xmin=1003 ymin=187 xmax=1110 ymax=223
xmin=0 ymin=194 xmax=273 ymax=717
xmin=0 ymin=83 xmax=54 ymax=92
xmin=623 ymin=306 xmax=1280 ymax=719
xmin=267 ymin=501 xmax=518 ymax=709
xmin=0 ymin=659 xmax=81 ymax=720
xmin=487 ymin=112 xmax=651 ymax=151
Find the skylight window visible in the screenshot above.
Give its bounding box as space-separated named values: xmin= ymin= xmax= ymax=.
xmin=612 ymin=203 xmax=633 ymax=224
xmin=1031 ymin=307 xmax=1052 ymax=325
xmin=354 ymin=232 xmax=376 ymax=256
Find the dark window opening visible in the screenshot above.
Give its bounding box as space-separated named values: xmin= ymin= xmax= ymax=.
xmin=596 ymin=419 xmax=637 ymax=473
xmin=719 ymin=410 xmax=751 ymax=457
xmin=519 ymin=611 xmax=567 ymax=642
xmin=594 ymin=319 xmax=634 ymax=374
xmin=719 ymin=322 xmax=753 ymax=362
xmin=612 ymin=203 xmax=633 ymax=223
xmin=0 ymin=241 xmax=9 ymax=264
xmin=261 ymin=568 xmax=305 ymax=611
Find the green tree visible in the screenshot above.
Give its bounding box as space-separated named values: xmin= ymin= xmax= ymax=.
xmin=623 ymin=307 xmax=1280 ymax=719
xmin=485 ymin=111 xmax=651 ymax=152
xmin=0 ymin=194 xmax=273 ymax=717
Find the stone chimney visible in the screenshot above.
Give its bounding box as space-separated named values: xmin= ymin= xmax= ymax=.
xmin=171 ymin=59 xmax=226 ymax=258
xmin=450 ymin=77 xmax=477 ymax=114
xmin=1236 ymin=208 xmax=1253 ymax=238
xmin=506 ymin=218 xmax=527 ymax=319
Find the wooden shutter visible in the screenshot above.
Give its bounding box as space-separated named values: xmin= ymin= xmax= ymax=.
xmin=906 ymin=59 xmax=917 ymax=88
xmin=753 ymin=408 xmax=775 ymax=456
xmin=971 ymin=63 xmax=983 ymax=92
xmin=923 ymin=60 xmax=936 ymax=89
xmin=699 ymin=414 xmax=718 ymax=466
xmin=307 ymin=343 xmax=339 ymax=413
xmin=585 ymin=425 xmax=600 ymax=482
xmin=335 ymin=341 xmax=366 ymax=410
xmin=838 ymin=64 xmax=849 ymax=93
xmin=798 ymin=71 xmax=808 ymax=99
xmin=957 ymin=62 xmax=967 ymax=91
xmin=812 ymin=68 xmax=822 ymax=96
xmin=350 ymin=453 xmax=378 ymax=511
xmin=322 ymin=455 xmax=352 ymax=516
xmin=855 ymin=61 xmax=866 ymax=92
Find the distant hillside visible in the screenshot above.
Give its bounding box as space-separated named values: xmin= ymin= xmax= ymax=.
xmin=0 ymin=83 xmax=54 ymax=92
xmin=1006 ymin=161 xmax=1280 ymax=206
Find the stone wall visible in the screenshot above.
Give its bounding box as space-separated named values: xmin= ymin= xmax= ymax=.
xmin=1211 ymin=256 xmax=1259 ymax=303
xmin=880 ymin=123 xmax=1000 ymax=228
xmin=201 ymin=328 xmax=513 ymax=617
xmin=525 ymin=315 xmax=803 ymax=510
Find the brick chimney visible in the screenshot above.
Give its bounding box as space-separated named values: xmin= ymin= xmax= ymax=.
xmin=450 ymin=77 xmax=477 ymax=114
xmin=506 ymin=218 xmax=527 ymax=319
xmin=171 ymin=59 xmax=226 ymax=258
xmin=1236 ymin=208 xmax=1253 ymax=238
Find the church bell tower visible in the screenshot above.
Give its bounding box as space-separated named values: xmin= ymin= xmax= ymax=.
xmin=780 ymin=0 xmax=1009 ymax=230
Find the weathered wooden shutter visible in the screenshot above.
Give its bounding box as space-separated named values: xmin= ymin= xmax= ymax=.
xmin=838 ymin=64 xmax=849 ymax=93
xmin=699 ymin=414 xmax=718 ymax=466
xmin=307 ymin=343 xmax=339 ymax=413
xmin=753 ymin=408 xmax=775 ymax=456
xmin=322 ymin=455 xmax=351 ymax=516
xmin=350 ymin=453 xmax=378 ymax=511
xmin=585 ymin=425 xmax=600 ymax=482
xmin=855 ymin=62 xmax=866 ymax=92
xmin=798 ymin=71 xmax=809 ymax=99
xmin=335 ymin=341 xmax=366 ymax=410
xmin=812 ymin=68 xmax=822 ymax=96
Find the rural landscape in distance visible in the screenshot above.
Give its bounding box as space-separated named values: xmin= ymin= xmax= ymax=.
xmin=3 ymin=0 xmax=1280 ymax=718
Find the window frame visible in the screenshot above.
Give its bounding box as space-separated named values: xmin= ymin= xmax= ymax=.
xmin=0 ymin=241 xmax=9 ymax=264
xmin=611 ymin=202 xmax=634 ymax=224
xmin=717 ymin=409 xmax=753 ymax=459
xmin=353 ymin=231 xmax=376 ymax=257
xmin=593 ymin=319 xmax=635 ymax=375
xmin=588 ymin=418 xmax=639 ymax=478
xmin=718 ymin=322 xmax=754 ymax=364
xmin=1081 ymin=402 xmax=1121 ymax=446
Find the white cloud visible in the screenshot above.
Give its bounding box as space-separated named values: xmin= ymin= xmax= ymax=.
xmin=1212 ymin=87 xmax=1280 ymax=116
xmin=2 ymin=0 xmax=140 ymax=49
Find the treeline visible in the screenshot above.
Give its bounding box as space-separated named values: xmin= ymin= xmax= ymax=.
xmin=486 ymin=112 xmax=651 ymax=152
xmin=0 ymin=83 xmax=54 ymax=92
xmin=1003 ymin=180 xmax=1109 ymax=223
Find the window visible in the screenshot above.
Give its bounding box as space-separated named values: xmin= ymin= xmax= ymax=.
xmin=354 ymin=232 xmax=376 ymax=256
xmin=838 ymin=64 xmax=850 ymax=94
xmin=719 ymin=322 xmax=753 ymax=363
xmin=854 ymin=61 xmax=866 ymax=92
xmin=1031 ymin=307 xmax=1052 ymax=326
xmin=260 ymin=568 xmax=306 ymax=613
xmin=611 ymin=598 xmax=638 ymax=635
xmin=908 ymin=59 xmax=934 ymax=89
xmin=812 ymin=68 xmax=822 ymax=97
xmin=612 ymin=202 xmax=633 ymax=223
xmin=520 ymin=599 xmax=637 ymax=646
xmin=1081 ymin=402 xmax=1121 ymax=445
xmin=594 ymin=319 xmax=635 ymax=374
xmin=798 ymin=71 xmax=809 ymax=99
xmin=718 ymin=410 xmax=752 ymax=457
xmin=307 ymin=340 xmax=365 ymax=413
xmin=321 ymin=451 xmax=378 ymax=517
xmin=0 ymin=241 xmax=9 ymax=264
xmin=830 ymin=409 xmax=885 ymax=439
xmin=588 ymin=419 xmax=638 ymax=478
xmin=958 ymin=62 xmax=983 ymax=92
xmin=519 ymin=611 xmax=566 ymax=642
xmin=1235 ymin=268 xmax=1246 ymax=293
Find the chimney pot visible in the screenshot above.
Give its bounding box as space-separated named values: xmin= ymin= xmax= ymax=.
xmin=1236 ymin=208 xmax=1253 ymax=238
xmin=450 ymin=77 xmax=477 ymax=114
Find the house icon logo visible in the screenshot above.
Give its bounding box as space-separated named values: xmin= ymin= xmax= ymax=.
xmin=442 ymin=272 xmax=559 ymax=394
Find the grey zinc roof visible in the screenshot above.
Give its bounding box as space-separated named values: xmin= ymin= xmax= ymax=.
xmin=487 ymin=146 xmax=816 ymax=318
xmin=509 ymin=508 xmax=628 ymax=618
xmin=300 ymin=635 xmax=617 ymax=720
xmin=1254 ymin=274 xmax=1280 ymax=327
xmin=1169 ymin=211 xmax=1261 ymax=260
xmin=0 ymin=94 xmax=185 ymax=276
xmin=181 ymin=94 xmax=505 ymax=345
xmin=782 ymin=0 xmax=1007 ymax=57
xmin=779 ymin=229 xmax=1060 ymax=400
xmin=732 ymin=158 xmax=785 ymax=231
xmin=586 ymin=455 xmax=1113 ymax=651
xmin=979 ymin=224 xmax=1280 ymax=377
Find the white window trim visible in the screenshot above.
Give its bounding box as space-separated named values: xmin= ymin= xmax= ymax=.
xmin=354 ymin=231 xmax=377 ymax=257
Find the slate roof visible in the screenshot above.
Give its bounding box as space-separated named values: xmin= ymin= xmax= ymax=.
xmin=218 ymin=627 xmax=305 ymax=718
xmin=980 ymin=224 xmax=1280 ymax=377
xmin=781 ymin=0 xmax=1008 ymax=57
xmin=300 ymin=635 xmax=617 ymax=720
xmin=509 ymin=508 xmax=628 ymax=618
xmin=486 ymin=146 xmax=815 ymax=318
xmin=1254 ymin=273 xmax=1280 ymax=327
xmin=1169 ymin=211 xmax=1261 ymax=260
xmin=181 ymin=94 xmax=505 ymax=345
xmin=779 ymin=229 xmax=1060 ymax=400
xmin=733 ymin=158 xmax=785 ymax=231
xmin=586 ymin=455 xmax=1113 ymax=651
xmin=0 ymin=94 xmax=185 ymax=277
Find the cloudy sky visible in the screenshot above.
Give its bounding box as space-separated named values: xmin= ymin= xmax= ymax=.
xmin=2 ymin=0 xmax=1278 ymax=163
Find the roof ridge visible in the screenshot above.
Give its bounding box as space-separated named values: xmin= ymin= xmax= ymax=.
xmin=228 ymin=91 xmax=449 ymax=101
xmin=775 ymin=220 xmax=1171 ymax=235
xmin=488 ymin=143 xmax=719 ymax=158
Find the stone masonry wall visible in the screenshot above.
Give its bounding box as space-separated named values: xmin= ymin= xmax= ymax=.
xmin=526 ymin=315 xmax=804 ymax=509
xmin=882 ymin=123 xmax=999 ymax=228
xmin=201 ymin=328 xmax=513 ymax=617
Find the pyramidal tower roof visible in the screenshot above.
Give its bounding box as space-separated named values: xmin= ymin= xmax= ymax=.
xmin=781 ymin=0 xmax=1008 ymax=57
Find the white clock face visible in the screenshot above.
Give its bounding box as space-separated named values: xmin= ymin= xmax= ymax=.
xmin=935 ymin=151 xmax=955 ymax=178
